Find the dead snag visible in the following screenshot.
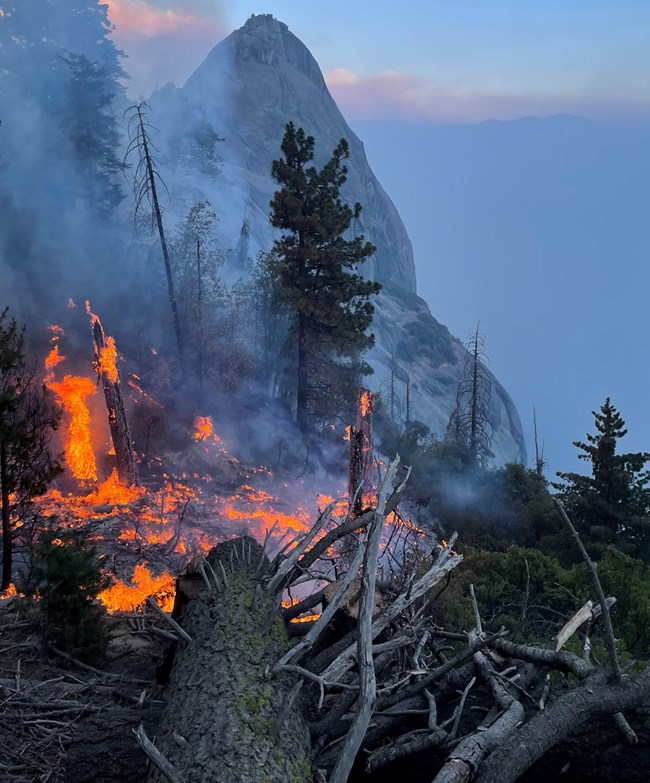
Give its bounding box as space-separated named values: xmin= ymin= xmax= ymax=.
xmin=147 ymin=536 xmax=312 ymax=783
xmin=88 ymin=307 xmax=139 ymax=486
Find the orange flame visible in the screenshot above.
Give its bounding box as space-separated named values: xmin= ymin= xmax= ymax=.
xmin=194 ymin=415 xmax=213 ymax=441
xmin=193 ymin=415 xmax=220 ymax=444
xmin=0 ymin=583 xmax=18 ymax=599
xmin=98 ymin=563 xmax=175 ymax=613
xmin=45 ymin=344 xmax=66 ymax=370
xmin=360 ymin=389 xmax=373 ymax=417
xmin=47 ymin=375 xmax=98 ymax=481
xmin=98 ymin=335 xmax=119 ymax=383
xmin=84 ymin=469 xmax=145 ymax=506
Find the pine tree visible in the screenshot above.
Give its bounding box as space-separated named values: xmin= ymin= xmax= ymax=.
xmin=28 ymin=527 xmax=110 ymax=664
xmin=0 ymin=309 xmax=61 ymax=589
xmin=554 ymin=398 xmax=650 ymax=559
xmin=269 ymin=122 xmax=380 ymax=431
xmin=60 ymin=51 xmax=125 ymax=215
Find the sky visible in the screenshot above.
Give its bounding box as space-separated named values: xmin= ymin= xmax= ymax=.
xmin=107 ymin=0 xmax=650 ymax=124
xmin=104 ymin=1 xmax=650 ymax=475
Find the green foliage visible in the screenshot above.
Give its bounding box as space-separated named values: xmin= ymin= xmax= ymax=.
xmin=554 ymin=398 xmax=650 ymax=561
xmin=433 ymin=544 xmax=650 ymax=660
xmin=28 ymin=527 xmax=110 ymax=664
xmin=269 ymin=121 xmax=380 ymax=429
xmin=0 ymin=309 xmax=62 ymax=589
xmin=60 ymin=52 xmax=125 ymax=215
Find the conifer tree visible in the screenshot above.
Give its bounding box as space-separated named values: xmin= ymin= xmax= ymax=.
xmin=554 ymin=398 xmax=650 ymax=559
xmin=270 ymin=122 xmax=380 ymax=431
xmin=0 ymin=309 xmax=61 ymax=589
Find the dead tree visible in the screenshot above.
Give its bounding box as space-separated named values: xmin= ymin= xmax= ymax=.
xmin=88 ymin=307 xmax=139 ymax=486
xmin=124 ymin=103 xmax=186 ymax=379
xmin=348 ymin=388 xmax=376 ymax=517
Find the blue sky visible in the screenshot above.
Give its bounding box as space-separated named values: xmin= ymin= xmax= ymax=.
xmin=108 ymin=0 xmax=650 ymax=123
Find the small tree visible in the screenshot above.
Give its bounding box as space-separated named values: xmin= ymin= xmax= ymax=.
xmin=554 ymin=398 xmax=650 ymax=559
xmin=28 ymin=527 xmax=110 ymax=664
xmin=0 ymin=310 xmax=61 ymax=589
xmin=170 ymin=200 xmax=225 ymax=388
xmin=270 ymin=122 xmax=380 ymax=431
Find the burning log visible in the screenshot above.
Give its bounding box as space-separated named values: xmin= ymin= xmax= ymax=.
xmin=347 ymin=388 xmax=376 ymax=517
xmin=87 ymin=304 xmax=139 ymax=486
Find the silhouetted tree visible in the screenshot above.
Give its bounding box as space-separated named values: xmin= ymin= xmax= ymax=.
xmin=554 ymin=397 xmax=650 ymax=559
xmin=446 ymin=326 xmax=493 ymax=465
xmin=125 ymin=102 xmax=186 ymax=379
xmin=60 ymin=52 xmax=124 ymax=215
xmin=270 ymin=122 xmax=380 ymax=431
xmin=0 ymin=310 xmax=61 ymax=589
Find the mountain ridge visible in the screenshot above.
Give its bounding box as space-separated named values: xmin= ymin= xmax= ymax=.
xmin=154 ymin=14 xmax=527 ymax=464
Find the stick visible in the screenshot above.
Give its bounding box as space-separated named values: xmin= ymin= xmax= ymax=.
xmin=329 ymin=458 xmax=393 ymax=783
xmin=276 ymin=537 xmax=368 ymax=668
xmin=145 ymin=598 xmax=192 ymax=643
xmin=134 ymin=724 xmax=186 ymax=783
xmin=553 ymin=499 xmax=621 ymax=680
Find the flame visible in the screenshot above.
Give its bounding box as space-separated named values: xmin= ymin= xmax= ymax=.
xmin=84 ymin=469 xmax=145 ymax=506
xmin=98 ymin=563 xmax=175 ymax=613
xmin=194 ymin=415 xmax=214 ymax=441
xmin=0 ymin=583 xmax=17 ymax=599
xmin=344 ymin=425 xmax=352 ymax=442
xmin=86 ymin=300 xmax=120 ymax=383
xmin=281 ymin=597 xmax=322 ymax=624
xmin=98 ymin=335 xmax=119 ymax=383
xmin=45 ymin=344 xmax=66 ymax=370
xmin=360 ymin=389 xmax=373 ymax=417
xmin=47 ymin=375 xmax=98 ymax=481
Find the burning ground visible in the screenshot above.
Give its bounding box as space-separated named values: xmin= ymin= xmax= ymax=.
xmin=28 ymin=306 xmax=423 ymax=621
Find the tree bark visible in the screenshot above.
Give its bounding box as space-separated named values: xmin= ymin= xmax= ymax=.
xmin=148 ymin=537 xmax=312 ymax=783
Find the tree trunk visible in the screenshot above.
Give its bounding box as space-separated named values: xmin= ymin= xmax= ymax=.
xmin=90 ymin=317 xmax=139 ymax=486
xmin=0 ymin=441 xmax=12 ymax=590
xmin=296 ymin=311 xmax=308 ymax=434
xmin=136 ymin=105 xmax=186 ymax=379
xmin=148 ymin=537 xmax=312 ymax=783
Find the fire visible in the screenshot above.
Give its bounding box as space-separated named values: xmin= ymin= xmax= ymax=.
xmin=47 ymin=374 xmax=98 ymax=481
xmin=86 ymin=300 xmax=120 ymax=383
xmin=0 ymin=583 xmax=18 ymax=599
xmin=84 ymin=469 xmax=145 ymax=506
xmin=282 ymin=597 xmax=322 ymax=624
xmin=97 ymin=335 xmax=119 ymax=383
xmin=98 ymin=563 xmax=175 ymax=613
xmin=193 ymin=415 xmax=220 ymax=443
xmin=360 ymin=389 xmax=373 ymax=417
xmin=45 ymin=344 xmax=66 ymax=370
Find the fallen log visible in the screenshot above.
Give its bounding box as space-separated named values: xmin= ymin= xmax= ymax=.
xmin=147 ymin=536 xmax=312 ymax=783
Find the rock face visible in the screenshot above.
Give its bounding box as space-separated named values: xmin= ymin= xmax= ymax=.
xmin=156 ymin=14 xmax=526 ymax=464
